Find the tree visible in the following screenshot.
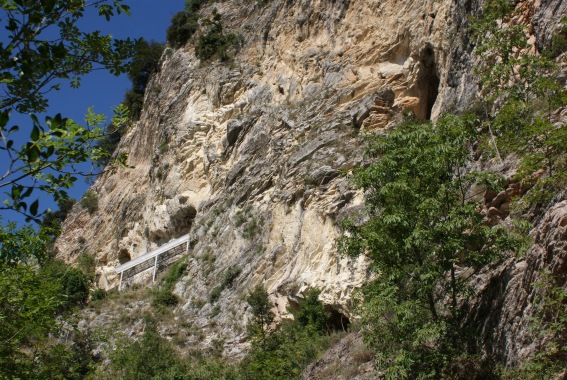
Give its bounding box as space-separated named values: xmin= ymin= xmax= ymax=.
xmin=0 ymin=224 xmax=63 ymax=377
xmin=0 ymin=1 xmax=136 ymax=220
xmin=121 ymin=38 xmax=164 ymax=121
xmin=108 ymin=316 xmax=189 ymax=380
xmin=246 ymin=283 xmax=274 ymax=342
xmin=166 ymin=0 xmax=206 ymax=49
xmin=339 ymin=115 xmax=517 ymax=379
xmin=195 ymin=9 xmax=240 ymax=62
xmin=294 ymin=290 xmax=330 ymax=333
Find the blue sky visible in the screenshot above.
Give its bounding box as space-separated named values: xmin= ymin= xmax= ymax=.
xmin=2 ymin=1 xmax=185 ymax=225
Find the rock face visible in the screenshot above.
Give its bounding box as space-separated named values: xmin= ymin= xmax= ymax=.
xmin=55 ymin=0 xmax=566 ymax=363
xmin=466 ymin=201 xmax=567 ymax=366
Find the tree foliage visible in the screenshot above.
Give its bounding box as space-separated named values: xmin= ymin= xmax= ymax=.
xmin=339 ymin=115 xmax=517 ymax=378
xmin=122 ymin=38 xmax=164 ymax=121
xmin=0 ymin=1 xmax=135 ymax=219
xmin=195 ymin=9 xmax=241 ymax=62
xmin=107 ymin=316 xmax=189 ymax=380
xmin=246 ymin=283 xmax=274 ymax=341
xmin=241 ymin=286 xmax=332 ymax=380
xmin=166 ymin=0 xmax=206 ymax=49
xmin=471 ymin=0 xmax=567 ymax=212
xmin=0 ymin=0 xmax=134 ymax=114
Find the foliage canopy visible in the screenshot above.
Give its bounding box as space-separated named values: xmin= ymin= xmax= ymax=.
xmin=0 ymin=1 xmax=135 ymax=219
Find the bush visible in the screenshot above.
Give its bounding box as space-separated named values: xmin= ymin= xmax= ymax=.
xmin=209 ymin=267 xmax=241 ymax=303
xmin=80 ymin=190 xmax=98 ymax=215
xmin=151 ymin=288 xmax=179 ymax=308
xmin=195 ymin=10 xmax=241 ymax=62
xmin=166 ymin=0 xmax=207 ymax=49
xmin=162 ymin=259 xmax=188 ymax=290
xmin=237 ymin=288 xmax=334 ymax=379
xmin=77 ymin=253 xmax=96 ymax=280
xmin=96 ymin=122 xmax=126 ymax=166
xmin=221 ymin=266 xmax=241 ymax=289
xmin=40 ymin=198 xmax=76 ymax=235
xmin=167 ymin=11 xmax=200 ymax=49
xmin=209 ymin=286 xmax=222 ymax=303
xmin=91 ymin=288 xmax=107 ymax=301
xmin=547 ymin=16 xmax=567 ymax=59
xmin=120 ymin=39 xmax=164 ymax=122
xmin=109 ymin=317 xmax=190 ymax=379
xmin=294 ymin=290 xmax=331 ymax=333
xmin=60 ymin=268 xmax=90 ymax=308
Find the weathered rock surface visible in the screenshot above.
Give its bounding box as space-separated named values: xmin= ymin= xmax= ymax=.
xmin=466 ymin=201 xmax=567 ymax=366
xmin=55 ymin=0 xmax=566 ymax=365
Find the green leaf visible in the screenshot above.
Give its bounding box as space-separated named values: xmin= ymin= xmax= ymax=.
xmin=29 ymin=199 xmax=39 ymax=216
xmin=30 ymin=125 xmax=40 ymax=141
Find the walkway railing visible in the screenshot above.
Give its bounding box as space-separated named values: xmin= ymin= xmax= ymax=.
xmin=115 ymin=234 xmax=190 ymax=290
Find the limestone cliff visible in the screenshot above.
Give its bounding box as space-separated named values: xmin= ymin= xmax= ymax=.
xmin=55 ymin=0 xmax=566 ymax=365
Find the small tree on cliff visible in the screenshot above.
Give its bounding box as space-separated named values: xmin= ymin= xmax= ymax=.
xmin=339 ymin=114 xmax=517 ymax=379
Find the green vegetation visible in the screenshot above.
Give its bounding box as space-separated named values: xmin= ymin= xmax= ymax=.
xmin=548 ymin=17 xmax=567 ymax=59
xmin=40 ymin=197 xmax=77 ymax=236
xmin=107 ymin=316 xmax=189 ymax=379
xmin=509 ymin=271 xmax=567 ymax=377
xmin=239 ymin=287 xmax=334 ymax=380
xmin=166 ymin=0 xmax=207 ymax=49
xmin=80 ymin=190 xmax=99 ymax=215
xmin=210 ymin=266 xmax=242 ymax=303
xmin=150 ymin=259 xmax=188 ymax=308
xmin=96 ymin=38 xmax=164 ymax=164
xmin=472 ymin=0 xmax=567 ymax=215
xmin=339 ymin=115 xmax=518 ymax=378
xmin=78 ymin=253 xmax=97 ymax=279
xmin=196 ymin=10 xmax=241 ymax=62
xmin=335 ymin=1 xmax=566 ymax=378
xmin=166 ymin=2 xmax=241 ymax=62
xmin=123 ymin=39 xmax=165 ymax=121
xmin=0 ymin=223 xmax=97 ymax=377
xmin=0 ymin=1 xmax=135 ymax=219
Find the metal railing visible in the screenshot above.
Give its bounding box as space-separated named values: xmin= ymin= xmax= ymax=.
xmin=115 ymin=234 xmax=190 ymax=290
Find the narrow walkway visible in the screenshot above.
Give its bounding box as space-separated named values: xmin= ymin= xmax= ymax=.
xmin=115 ymin=234 xmax=190 ymax=290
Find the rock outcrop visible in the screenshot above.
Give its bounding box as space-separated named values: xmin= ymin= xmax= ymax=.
xmin=55 ymin=0 xmax=566 ymax=364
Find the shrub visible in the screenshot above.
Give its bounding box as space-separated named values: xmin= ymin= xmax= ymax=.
xmin=80 ymin=190 xmax=98 ymax=215
xmin=109 ymin=317 xmax=189 ymax=379
xmin=122 ymin=89 xmax=144 ymax=122
xmin=209 ymin=267 xmax=241 ymax=303
xmin=162 ymin=259 xmax=188 ymax=290
xmin=40 ymin=197 xmax=76 ymax=235
xmin=195 ymin=10 xmax=241 ymax=62
xmin=294 ymin=290 xmax=331 ymax=333
xmin=77 ymin=253 xmax=96 ymax=280
xmin=60 ymin=268 xmax=90 ymax=308
xmin=547 ymin=17 xmax=567 ymax=59
xmin=121 ymin=39 xmax=164 ymax=122
xmin=234 ymin=211 xmax=247 ymax=227
xmin=166 ymin=11 xmax=200 ymax=49
xmin=151 ymin=288 xmax=179 ymax=308
xmin=242 ymin=217 xmax=260 ymax=239
xmin=91 ymin=288 xmax=107 ymax=301
xmin=166 ymin=0 xmax=207 ymax=49
xmin=221 ymin=266 xmax=241 ymax=289
xmin=209 ymin=286 xmax=222 ymax=303
xmin=246 ymin=284 xmax=274 ymax=338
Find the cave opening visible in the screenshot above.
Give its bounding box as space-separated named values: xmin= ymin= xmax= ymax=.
xmin=171 ymin=204 xmax=197 ymax=236
xmin=417 ymin=44 xmax=440 ymax=120
xmin=118 ymin=248 xmax=131 ymax=264
xmin=287 ymin=298 xmax=351 ymax=332
xmin=326 ymin=307 xmax=351 ymax=332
